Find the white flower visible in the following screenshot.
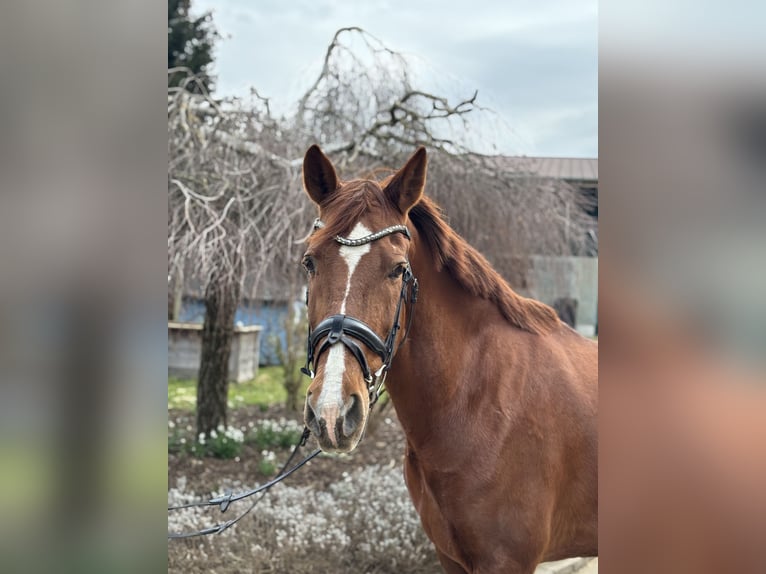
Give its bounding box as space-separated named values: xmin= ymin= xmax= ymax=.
xmin=260 ymin=449 xmax=276 ymax=462
xmin=222 ymin=426 xmax=244 ymax=443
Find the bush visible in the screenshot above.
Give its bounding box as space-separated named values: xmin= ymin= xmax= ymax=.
xmin=167 ymin=419 xmax=189 ymax=454
xmin=257 ymin=450 xmax=278 ymax=476
xmin=167 ymin=417 xmax=305 ymax=460
xmin=247 ymin=418 xmax=304 ymax=450
xmin=167 ymin=464 xmax=440 ymax=573
xmin=192 ymin=425 xmax=245 ymax=459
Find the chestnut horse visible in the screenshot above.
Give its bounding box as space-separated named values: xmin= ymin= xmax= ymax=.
xmin=300 ymin=145 xmax=598 ymax=574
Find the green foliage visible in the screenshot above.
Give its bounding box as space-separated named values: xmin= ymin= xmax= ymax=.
xmin=167 ymin=425 xmax=187 ymax=454
xmin=167 ymin=418 xmax=302 ymax=463
xmin=247 ymin=419 xmax=305 ymax=450
xmin=272 ymin=299 xmax=310 ymax=411
xmin=169 ymin=424 xmax=245 ymax=459
xmin=190 ymin=426 xmax=245 ymax=459
xmin=168 ymin=0 xmax=219 ymax=93
xmin=168 ymin=367 xmax=310 ymax=411
xmin=257 ymin=450 xmax=278 ymax=476
xmin=167 ymin=367 xmax=311 ymax=460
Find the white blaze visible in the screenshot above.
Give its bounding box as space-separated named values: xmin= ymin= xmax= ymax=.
xmin=316 ymin=222 xmax=371 ymax=438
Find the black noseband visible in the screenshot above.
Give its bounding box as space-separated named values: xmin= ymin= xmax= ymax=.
xmin=304 ymin=315 xmax=387 ymax=384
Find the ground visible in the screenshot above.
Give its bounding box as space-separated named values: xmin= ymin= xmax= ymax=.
xmin=168 ymin=401 xmax=407 ymax=495
xmin=168 ymin=392 xmax=444 ymax=573
xmin=168 ymin=373 xmax=596 ymax=573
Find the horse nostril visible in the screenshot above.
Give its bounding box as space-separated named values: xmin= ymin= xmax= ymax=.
xmin=342 ymin=394 xmax=363 ymax=437
xmin=305 ymin=398 xmax=318 ymax=430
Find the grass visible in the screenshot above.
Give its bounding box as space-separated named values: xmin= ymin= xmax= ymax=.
xmin=168 ymin=366 xmax=311 ymax=411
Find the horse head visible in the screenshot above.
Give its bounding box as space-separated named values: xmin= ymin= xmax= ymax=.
xmin=300 ymin=145 xmax=425 ymax=453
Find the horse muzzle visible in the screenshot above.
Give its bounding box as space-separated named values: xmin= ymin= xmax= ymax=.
xmin=305 ymin=391 xmax=366 ymax=453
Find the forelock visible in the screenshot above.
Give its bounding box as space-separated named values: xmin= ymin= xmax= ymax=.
xmin=311 ymin=179 xmax=398 ymax=245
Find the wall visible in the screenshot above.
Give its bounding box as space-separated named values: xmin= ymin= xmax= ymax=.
xmin=178 ymin=299 xmax=290 ymax=366
xmin=522 ymin=256 xmax=598 ymax=336
xmin=168 ymin=322 xmax=263 ymax=382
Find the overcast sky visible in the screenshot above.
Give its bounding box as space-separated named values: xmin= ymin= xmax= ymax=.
xmin=194 ymin=0 xmax=597 ymax=158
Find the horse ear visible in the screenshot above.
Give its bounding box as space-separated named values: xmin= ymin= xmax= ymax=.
xmin=384 ymin=147 xmax=427 ymax=214
xmin=303 ymin=145 xmax=339 ymax=205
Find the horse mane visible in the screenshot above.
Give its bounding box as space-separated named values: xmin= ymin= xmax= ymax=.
xmin=408 ymin=196 xmax=561 ymax=335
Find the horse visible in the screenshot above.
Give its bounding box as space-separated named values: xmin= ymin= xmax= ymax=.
xmin=300 ymin=145 xmax=598 ymax=574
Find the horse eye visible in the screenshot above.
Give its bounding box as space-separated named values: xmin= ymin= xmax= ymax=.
xmin=302 ymin=255 xmax=316 ymax=275
xmin=388 ymin=264 xmax=406 ymax=279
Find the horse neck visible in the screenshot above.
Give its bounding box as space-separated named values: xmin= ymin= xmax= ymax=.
xmin=385 ymin=230 xmax=486 ymax=448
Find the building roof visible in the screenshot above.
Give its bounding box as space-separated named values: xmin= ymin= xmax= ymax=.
xmin=498 ymin=156 xmax=598 ymax=182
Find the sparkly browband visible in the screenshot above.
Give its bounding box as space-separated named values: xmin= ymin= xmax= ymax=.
xmin=312 ymin=218 xmax=411 ymax=246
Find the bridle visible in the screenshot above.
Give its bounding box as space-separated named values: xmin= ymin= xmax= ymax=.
xmin=168 ymin=218 xmax=418 ymax=539
xmin=301 ymin=218 xmax=418 ymax=406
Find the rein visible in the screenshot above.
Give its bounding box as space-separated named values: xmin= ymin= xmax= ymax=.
xmin=167 ymin=218 xmax=418 ymax=539
xmin=168 ymin=429 xmax=320 ymax=539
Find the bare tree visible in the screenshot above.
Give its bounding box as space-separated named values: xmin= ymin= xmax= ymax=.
xmin=168 ymin=73 xmax=307 ymax=435
xmin=425 ymin=155 xmax=594 ymax=288
xmin=291 ymin=28 xmax=593 ymax=281
xmin=167 ymin=28 xmax=593 ymax=437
